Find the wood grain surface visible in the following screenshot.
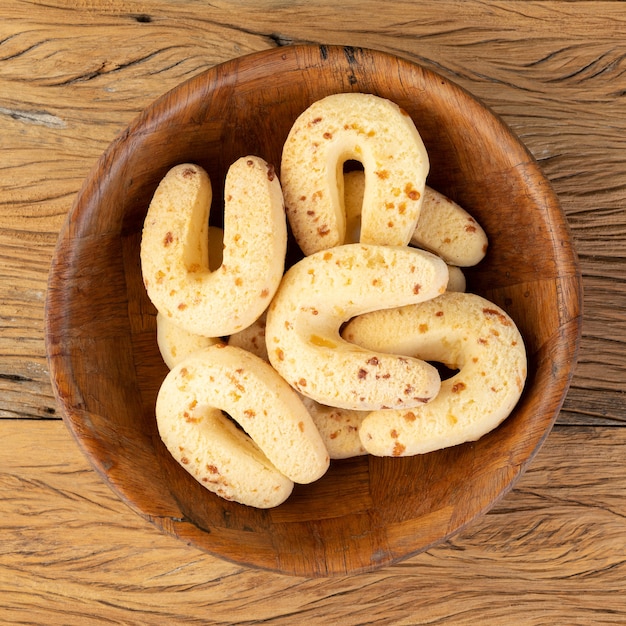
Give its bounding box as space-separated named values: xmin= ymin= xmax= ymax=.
xmin=1 ymin=0 xmax=625 ymax=622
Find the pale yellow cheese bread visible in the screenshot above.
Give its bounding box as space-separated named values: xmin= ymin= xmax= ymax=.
xmin=446 ymin=265 xmax=466 ymax=293
xmin=156 ymin=312 xmax=219 ymax=369
xmin=281 ymin=93 xmax=429 ymax=255
xmin=265 ymin=243 xmax=448 ymax=411
xmin=299 ymin=395 xmax=368 ymax=459
xmin=156 ymin=344 xmax=330 ymax=507
xmin=228 ymin=311 xmax=269 ymax=362
xmin=343 ymin=291 xmax=527 ymax=456
xmin=141 ymin=159 xmax=286 ymax=337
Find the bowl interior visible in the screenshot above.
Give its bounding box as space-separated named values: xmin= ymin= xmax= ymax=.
xmin=45 ymin=45 xmax=582 ymax=577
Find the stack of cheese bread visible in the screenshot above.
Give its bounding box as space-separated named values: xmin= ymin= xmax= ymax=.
xmin=141 ymin=93 xmax=527 ymax=508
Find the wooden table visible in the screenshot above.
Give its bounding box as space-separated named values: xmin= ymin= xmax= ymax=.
xmin=2 ymin=1 xmax=624 ymax=623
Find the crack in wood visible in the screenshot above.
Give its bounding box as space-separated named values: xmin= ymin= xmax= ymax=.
xmin=0 ymin=107 xmax=66 ymax=129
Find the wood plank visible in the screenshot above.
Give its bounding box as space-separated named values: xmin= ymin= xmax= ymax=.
xmin=0 ymin=420 xmax=624 ymax=623
xmin=0 ymin=0 xmax=624 ymax=426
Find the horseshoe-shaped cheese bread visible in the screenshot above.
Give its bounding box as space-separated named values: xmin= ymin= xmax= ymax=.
xmin=281 ymin=93 xmax=429 ymax=255
xmin=343 ymin=170 xmax=488 ymax=267
xmin=141 ymin=158 xmax=286 ymax=337
xmin=265 ymin=243 xmax=449 ymax=411
xmin=156 ymin=344 xmax=330 ymax=507
xmin=343 ymin=291 xmax=527 ymax=456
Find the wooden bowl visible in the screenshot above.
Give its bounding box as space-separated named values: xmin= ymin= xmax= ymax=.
xmin=45 ymin=45 xmax=582 ymax=577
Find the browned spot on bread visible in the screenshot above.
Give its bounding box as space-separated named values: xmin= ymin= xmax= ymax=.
xmin=451 ymin=382 xmax=467 ymax=393
xmin=163 ymin=232 xmax=174 ymax=246
xmin=483 ymin=307 xmax=513 ymax=326
xmin=392 ymin=442 xmax=406 ymax=456
xmin=404 ymin=183 xmax=420 ymax=201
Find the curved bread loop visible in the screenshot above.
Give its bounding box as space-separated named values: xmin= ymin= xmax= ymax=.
xmin=342 ymin=292 xmax=527 ymax=456
xmin=141 ymin=159 xmax=286 ymax=337
xmin=281 ymin=93 xmax=429 ymax=255
xmin=343 ymin=170 xmax=488 ymax=267
xmin=265 ymin=243 xmax=449 ymax=411
xmin=410 ymin=186 xmax=488 ymax=267
xmin=156 ymin=344 xmax=330 ymax=507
